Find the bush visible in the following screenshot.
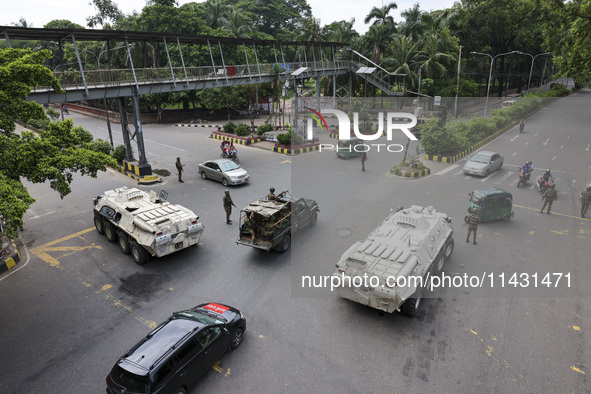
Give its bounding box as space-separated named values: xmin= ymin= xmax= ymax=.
xmin=72 ymin=125 xmax=94 ymax=144
xmin=28 ymin=118 xmax=50 ymax=130
xmin=257 ymin=123 xmax=274 ymax=135
xmin=420 ymin=120 xmax=469 ymax=156
xmin=234 ymin=124 xmax=250 ymax=136
xmin=88 ymin=139 xmax=112 ymax=155
xmin=112 ymin=144 xmax=131 ymax=163
xmin=223 ymin=121 xmax=236 ymax=134
xmin=276 ymin=133 xmax=292 ymax=145
xmin=46 ymin=107 xmax=60 ymax=121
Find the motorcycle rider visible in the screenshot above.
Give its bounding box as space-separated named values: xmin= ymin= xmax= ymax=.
xmin=581 ymin=185 xmax=591 ymax=218
xmin=521 ymin=161 xmax=533 ymax=181
xmin=519 ymin=119 xmax=525 ymax=133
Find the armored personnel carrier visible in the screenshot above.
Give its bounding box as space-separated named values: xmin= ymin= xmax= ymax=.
xmin=93 ymin=187 xmax=204 ymax=265
xmin=332 ymin=205 xmax=453 ymax=317
xmin=236 ymin=191 xmax=319 ymax=252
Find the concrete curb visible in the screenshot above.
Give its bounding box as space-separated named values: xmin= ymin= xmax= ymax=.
xmin=175 ymin=123 xmax=223 ymax=128
xmin=211 ymin=133 xmax=262 ymax=146
xmin=272 ymin=145 xmax=320 ymax=155
xmin=0 ymin=242 xmax=21 ymax=274
xmin=391 ymin=167 xmax=431 ymax=178
xmin=424 ymin=124 xmax=514 ymax=164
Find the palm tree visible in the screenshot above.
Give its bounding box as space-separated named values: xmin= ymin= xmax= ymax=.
xmin=417 ymin=32 xmax=455 ymax=79
xmin=203 ymin=0 xmax=231 ymax=30
xmin=364 ymin=2 xmax=398 ymax=32
xmin=361 ymin=24 xmax=394 ymax=64
xmin=295 ymin=17 xmax=326 ymax=42
xmin=327 ymin=18 xmax=359 ymax=43
xmin=221 ymin=9 xmax=251 ymax=38
xmin=381 ymin=35 xmax=421 ymax=89
xmin=399 ymin=3 xmax=425 ymax=42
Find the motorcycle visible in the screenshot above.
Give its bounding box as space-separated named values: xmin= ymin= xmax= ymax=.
xmin=517 ymin=170 xmax=529 ymax=188
xmin=220 ymin=150 xmax=240 ymax=164
xmin=537 ymin=177 xmax=553 ymax=193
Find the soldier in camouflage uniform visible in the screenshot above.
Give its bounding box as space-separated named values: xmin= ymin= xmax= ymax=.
xmin=243 ymin=212 xmax=256 ymax=240
xmin=223 ymin=190 xmax=236 ymax=224
xmin=466 ymin=208 xmax=480 ymax=245
xmin=267 ymin=187 xmax=277 ymax=201
xmin=580 ymin=185 xmax=591 ymax=218
xmin=540 ymin=184 xmax=557 ymax=214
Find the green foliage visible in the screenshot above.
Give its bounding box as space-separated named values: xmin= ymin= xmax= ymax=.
xmin=0 ymin=48 xmax=62 ymax=134
xmin=28 ymin=118 xmax=50 ymax=130
xmin=234 ymin=123 xmax=250 ymax=136
xmin=276 ymin=132 xmax=305 ymax=145
xmin=419 ymin=119 xmax=469 ymax=156
xmin=46 ymin=107 xmax=60 ymax=121
xmin=223 ymin=121 xmax=236 ymax=134
xmin=111 ymin=144 xmax=128 ymax=162
xmin=88 ymin=138 xmax=112 ymax=155
xmin=276 ymin=133 xmax=292 ymax=145
xmin=73 ymin=125 xmax=94 ymax=144
xmin=257 ymin=123 xmax=275 ymax=135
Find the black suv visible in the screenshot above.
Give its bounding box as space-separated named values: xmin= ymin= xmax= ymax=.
xmin=106 ymin=303 xmax=246 ymax=394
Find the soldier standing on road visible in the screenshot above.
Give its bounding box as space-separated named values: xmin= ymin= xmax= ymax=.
xmin=580 ymin=185 xmax=591 ymax=218
xmin=175 ymin=157 xmax=185 ymax=183
xmin=223 ymin=190 xmax=236 ymax=224
xmin=466 ymin=208 xmax=480 ymax=245
xmin=540 ymin=184 xmax=557 ymax=214
xmin=361 ymin=151 xmax=367 ymax=172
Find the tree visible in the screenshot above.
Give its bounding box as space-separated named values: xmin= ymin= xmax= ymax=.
xmin=203 ymin=0 xmax=232 ymax=30
xmin=0 ymin=48 xmax=116 ymax=239
xmin=364 ymin=3 xmax=398 ymax=29
xmin=235 ymin=0 xmax=312 ymax=38
xmin=295 ymin=17 xmax=326 ymax=42
xmin=221 ymin=9 xmax=252 ymax=38
xmin=326 ymin=19 xmax=359 ymax=43
xmin=86 ymin=0 xmax=124 ymax=29
xmin=399 ymin=3 xmax=425 ymax=42
xmin=361 ymin=24 xmax=394 ymax=64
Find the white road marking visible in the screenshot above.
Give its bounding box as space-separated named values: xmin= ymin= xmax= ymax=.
xmin=552 ymin=156 xmax=556 ymax=161
xmin=510 ymin=135 xmax=520 ymax=142
xmin=524 ymin=141 xmax=529 ymax=145
xmin=512 ymin=152 xmax=517 ymax=156
xmin=451 ymin=169 xmax=465 ymax=178
xmin=586 ymin=143 xmax=590 ymax=151
xmin=573 ymin=180 xmax=577 ymax=184
xmin=567 ymin=136 xmax=571 ymax=140
xmin=560 ymin=145 xmax=564 ymax=149
xmin=434 ymin=164 xmax=459 ymax=175
xmin=481 ymin=172 xmax=498 ymax=182
xmin=543 ymin=138 xmax=549 ymax=145
xmin=495 ymin=171 xmax=514 ymax=184
xmin=143 ymin=139 xmax=187 ymax=152
xmin=27 ymin=211 xmax=55 ymax=220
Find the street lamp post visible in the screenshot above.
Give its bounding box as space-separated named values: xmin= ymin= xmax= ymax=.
xmin=470 ymin=50 xmax=519 ymax=117
xmin=515 ymin=51 xmax=552 ymax=94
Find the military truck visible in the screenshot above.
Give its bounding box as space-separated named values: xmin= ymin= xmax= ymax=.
xmin=236 ymin=191 xmax=319 ymax=252
xmin=93 ymin=187 xmax=204 ymax=265
xmin=332 ymin=205 xmax=453 ymax=317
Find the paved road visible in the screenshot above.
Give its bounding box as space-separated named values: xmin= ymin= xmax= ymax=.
xmin=0 ymin=89 xmax=590 ymax=393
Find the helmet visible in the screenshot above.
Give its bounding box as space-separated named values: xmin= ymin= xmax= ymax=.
xmin=524 ymin=162 xmax=528 ymax=166
xmin=225 ymin=190 xmax=230 ymax=195
xmin=546 ymin=169 xmax=550 ymax=172
xmin=270 ymin=187 xmax=275 ymax=193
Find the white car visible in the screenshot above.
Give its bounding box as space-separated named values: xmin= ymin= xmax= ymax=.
xmin=199 ymin=159 xmax=249 ymax=186
xmin=463 ymin=151 xmax=504 ymax=177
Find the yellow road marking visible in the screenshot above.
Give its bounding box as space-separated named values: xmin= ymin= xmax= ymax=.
xmin=573 ymin=326 xmax=581 ymax=331
xmin=571 ymin=366 xmax=585 ymax=375
xmin=281 ymin=160 xmax=291 ymax=164
xmin=513 ymin=204 xmax=591 ymax=221
xmin=30 ymin=227 xmax=156 ymax=330
xmin=550 ymin=230 xmax=569 ymax=235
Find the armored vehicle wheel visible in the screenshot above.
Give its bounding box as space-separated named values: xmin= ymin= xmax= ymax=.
xmin=201 ymin=171 xmax=207 ymax=180
xmin=435 ymin=254 xmax=445 ymax=272
xmin=222 ymin=178 xmax=229 ymax=187
xmin=310 ymin=211 xmax=318 ymax=226
xmin=118 ymin=232 xmax=131 ymax=254
xmin=278 ymin=233 xmax=291 ymax=252
xmin=130 ymin=241 xmax=150 ymax=265
xmin=104 ymin=222 xmax=118 ymax=243
xmin=443 ymin=238 xmax=454 ymax=261
xmin=94 ymin=216 xmax=105 ymax=234
xmin=401 ymin=294 xmax=421 ymax=317
xmin=230 ymin=328 xmax=243 ymax=350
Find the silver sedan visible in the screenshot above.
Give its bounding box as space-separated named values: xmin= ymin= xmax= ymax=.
xmin=463 ymin=150 xmax=504 ymax=177
xmin=199 ymin=159 xmax=250 ymax=186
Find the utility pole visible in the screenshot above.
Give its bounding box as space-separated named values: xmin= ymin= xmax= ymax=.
xmin=454 ymin=45 xmax=463 ymax=117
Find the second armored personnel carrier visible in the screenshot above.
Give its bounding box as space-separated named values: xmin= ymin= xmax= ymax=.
xmin=332 ymin=205 xmax=453 ymax=317
xmin=93 ymin=187 xmax=204 ymax=265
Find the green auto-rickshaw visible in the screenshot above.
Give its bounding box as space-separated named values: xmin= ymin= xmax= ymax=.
xmin=466 ymin=187 xmax=514 ymax=222
xmin=336 ymin=138 xmax=365 ymax=159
